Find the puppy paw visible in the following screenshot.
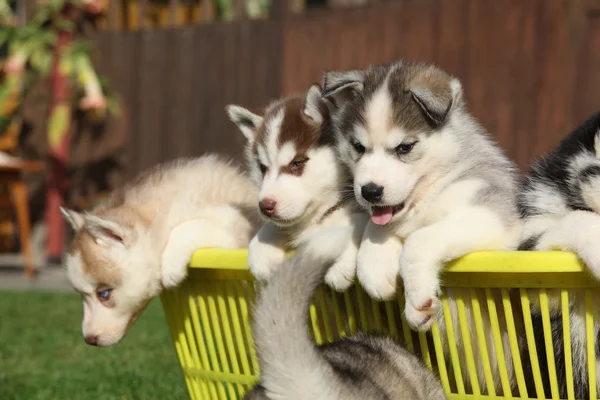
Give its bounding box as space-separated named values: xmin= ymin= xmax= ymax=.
xmin=160 ymin=242 xmax=190 ymax=289
xmin=356 ymin=243 xmax=400 ymax=300
xmin=357 ymin=251 xmax=398 ymax=300
xmin=404 ymin=293 xmax=440 ymax=331
xmin=357 ymin=264 xmax=398 ymax=300
xmin=325 ymin=259 xmax=356 ymax=291
xmin=247 ymin=236 xmax=286 ymax=281
xmin=399 ymin=248 xmax=441 ymax=331
xmin=162 ymin=266 xmax=188 ymax=289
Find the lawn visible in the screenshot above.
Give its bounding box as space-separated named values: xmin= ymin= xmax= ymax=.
xmin=0 ymin=290 xmax=188 ymax=400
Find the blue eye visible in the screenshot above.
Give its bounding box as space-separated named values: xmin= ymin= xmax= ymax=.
xmin=97 ymin=289 xmax=112 ymax=301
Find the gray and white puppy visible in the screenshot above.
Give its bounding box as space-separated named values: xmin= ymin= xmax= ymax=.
xmin=518 ymin=111 xmax=600 ymax=399
xmin=244 ymin=228 xmax=446 ymax=400
xmin=321 ymin=60 xmax=521 ymax=326
xmin=321 ymin=60 xmax=522 ymax=393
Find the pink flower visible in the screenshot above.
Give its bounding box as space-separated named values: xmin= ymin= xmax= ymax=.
xmin=3 ymin=56 xmax=25 ymax=74
xmin=79 ymin=93 xmax=106 ymax=110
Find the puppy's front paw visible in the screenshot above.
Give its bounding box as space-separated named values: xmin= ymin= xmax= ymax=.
xmin=161 ymin=251 xmax=190 ymax=289
xmin=399 ymin=249 xmax=441 ymax=331
xmin=325 ymin=256 xmax=356 ymax=291
xmin=162 ymin=266 xmax=188 ymax=289
xmin=404 ymin=290 xmax=440 ymax=331
xmin=356 ymin=243 xmax=400 ymax=300
xmin=247 ymin=237 xmax=286 ymax=281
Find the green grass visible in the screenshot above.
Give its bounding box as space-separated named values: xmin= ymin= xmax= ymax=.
xmin=0 ymin=291 xmax=188 ymax=400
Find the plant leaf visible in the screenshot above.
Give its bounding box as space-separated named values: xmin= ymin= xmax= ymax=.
xmin=48 ymin=104 xmax=71 ymax=150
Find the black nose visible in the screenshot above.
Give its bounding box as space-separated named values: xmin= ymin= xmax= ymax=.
xmin=361 ymin=183 xmax=384 ymax=203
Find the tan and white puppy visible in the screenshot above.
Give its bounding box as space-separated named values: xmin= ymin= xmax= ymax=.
xmin=226 ymin=84 xmax=367 ymax=290
xmin=61 ymin=155 xmax=260 ymax=347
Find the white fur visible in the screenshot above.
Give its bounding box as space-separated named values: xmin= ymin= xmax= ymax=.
xmin=536 ymin=210 xmax=600 ymax=279
xmin=303 ymin=84 xmax=324 ymax=124
xmin=356 ymin=222 xmax=403 ymax=300
xmin=365 ymin=87 xmax=393 ymax=145
xmin=60 ymin=207 xmax=84 ymax=230
xmin=247 ymin=223 xmax=287 ymax=280
xmin=325 ymin=213 xmax=369 ymax=291
xmin=161 ymin=214 xmax=241 ymax=288
xmin=265 ymin=108 xmax=285 ymax=161
xmin=225 ymin=105 xmax=264 ymax=140
xmin=400 ymin=207 xmax=511 ymax=329
xmin=580 ymin=175 xmax=600 ymax=213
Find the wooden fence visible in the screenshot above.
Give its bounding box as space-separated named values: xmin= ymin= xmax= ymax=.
xmin=18 ymin=0 xmax=600 ymax=209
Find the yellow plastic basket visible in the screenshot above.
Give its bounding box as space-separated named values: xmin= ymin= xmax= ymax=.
xmin=160 ymin=250 xmax=600 ymax=400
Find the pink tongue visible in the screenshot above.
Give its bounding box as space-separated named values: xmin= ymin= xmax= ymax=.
xmin=371 ymin=207 xmax=393 ymax=225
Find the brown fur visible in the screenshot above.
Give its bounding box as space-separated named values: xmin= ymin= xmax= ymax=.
xmin=73 ymin=232 xmax=123 ymax=287
xmin=252 ymin=95 xmax=335 ymax=178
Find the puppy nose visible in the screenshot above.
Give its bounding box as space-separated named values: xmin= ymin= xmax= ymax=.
xmin=361 ymin=183 xmax=384 ymax=203
xmin=84 ymin=335 xmax=99 ymax=346
xmin=259 ymin=199 xmax=277 ymax=216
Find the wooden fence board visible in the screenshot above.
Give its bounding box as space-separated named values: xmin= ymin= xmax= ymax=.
xmin=15 ymin=0 xmax=600 ymax=215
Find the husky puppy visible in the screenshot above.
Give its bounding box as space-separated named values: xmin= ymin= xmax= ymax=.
xmin=226 ymin=84 xmax=368 ymax=290
xmin=321 ymin=60 xmax=522 ymax=393
xmin=321 ymin=60 xmax=521 ymax=324
xmin=60 ymin=155 xmax=259 ymax=347
xmin=244 ymin=228 xmax=447 ymax=400
xmin=518 ymin=112 xmax=600 ymax=399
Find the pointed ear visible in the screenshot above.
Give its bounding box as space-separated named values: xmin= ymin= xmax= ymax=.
xmin=595 ymin=130 xmax=600 ymax=159
xmin=83 ymin=214 xmax=128 ymax=247
xmin=408 ymin=68 xmax=462 ymax=128
xmin=303 ymin=84 xmax=328 ymax=125
xmin=322 ymin=69 xmax=364 ymax=91
xmin=60 ymin=207 xmax=85 ymax=231
xmin=321 ymin=70 xmax=364 ymax=109
xmin=225 ymin=105 xmax=263 ymax=141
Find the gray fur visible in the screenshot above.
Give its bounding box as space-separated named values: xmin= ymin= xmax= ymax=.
xmin=245 ymin=229 xmax=446 ymax=400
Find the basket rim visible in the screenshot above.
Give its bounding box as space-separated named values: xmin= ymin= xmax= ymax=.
xmin=188 ymin=249 xmax=586 ymax=273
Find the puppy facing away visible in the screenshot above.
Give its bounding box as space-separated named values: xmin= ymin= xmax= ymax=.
xmin=226 ymin=84 xmax=368 ymax=290
xmin=244 ymin=227 xmax=447 ymax=400
xmin=322 ymin=60 xmax=522 ymax=392
xmin=518 ymin=112 xmax=600 ymax=399
xmin=60 ymin=155 xmax=260 ymax=347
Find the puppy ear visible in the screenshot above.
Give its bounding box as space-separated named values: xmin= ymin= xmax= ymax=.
xmin=225 ymin=105 xmax=264 ymax=141
xmin=322 ymin=69 xmax=364 ymax=91
xmin=321 ymin=70 xmax=364 ymax=109
xmin=408 ymin=67 xmax=462 ymax=128
xmin=303 ymin=84 xmax=328 ymax=125
xmin=83 ymin=214 xmax=129 ymax=247
xmin=60 ymin=207 xmax=85 ymax=231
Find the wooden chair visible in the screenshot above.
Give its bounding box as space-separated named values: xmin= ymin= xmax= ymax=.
xmin=0 ymin=119 xmax=44 ymax=279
